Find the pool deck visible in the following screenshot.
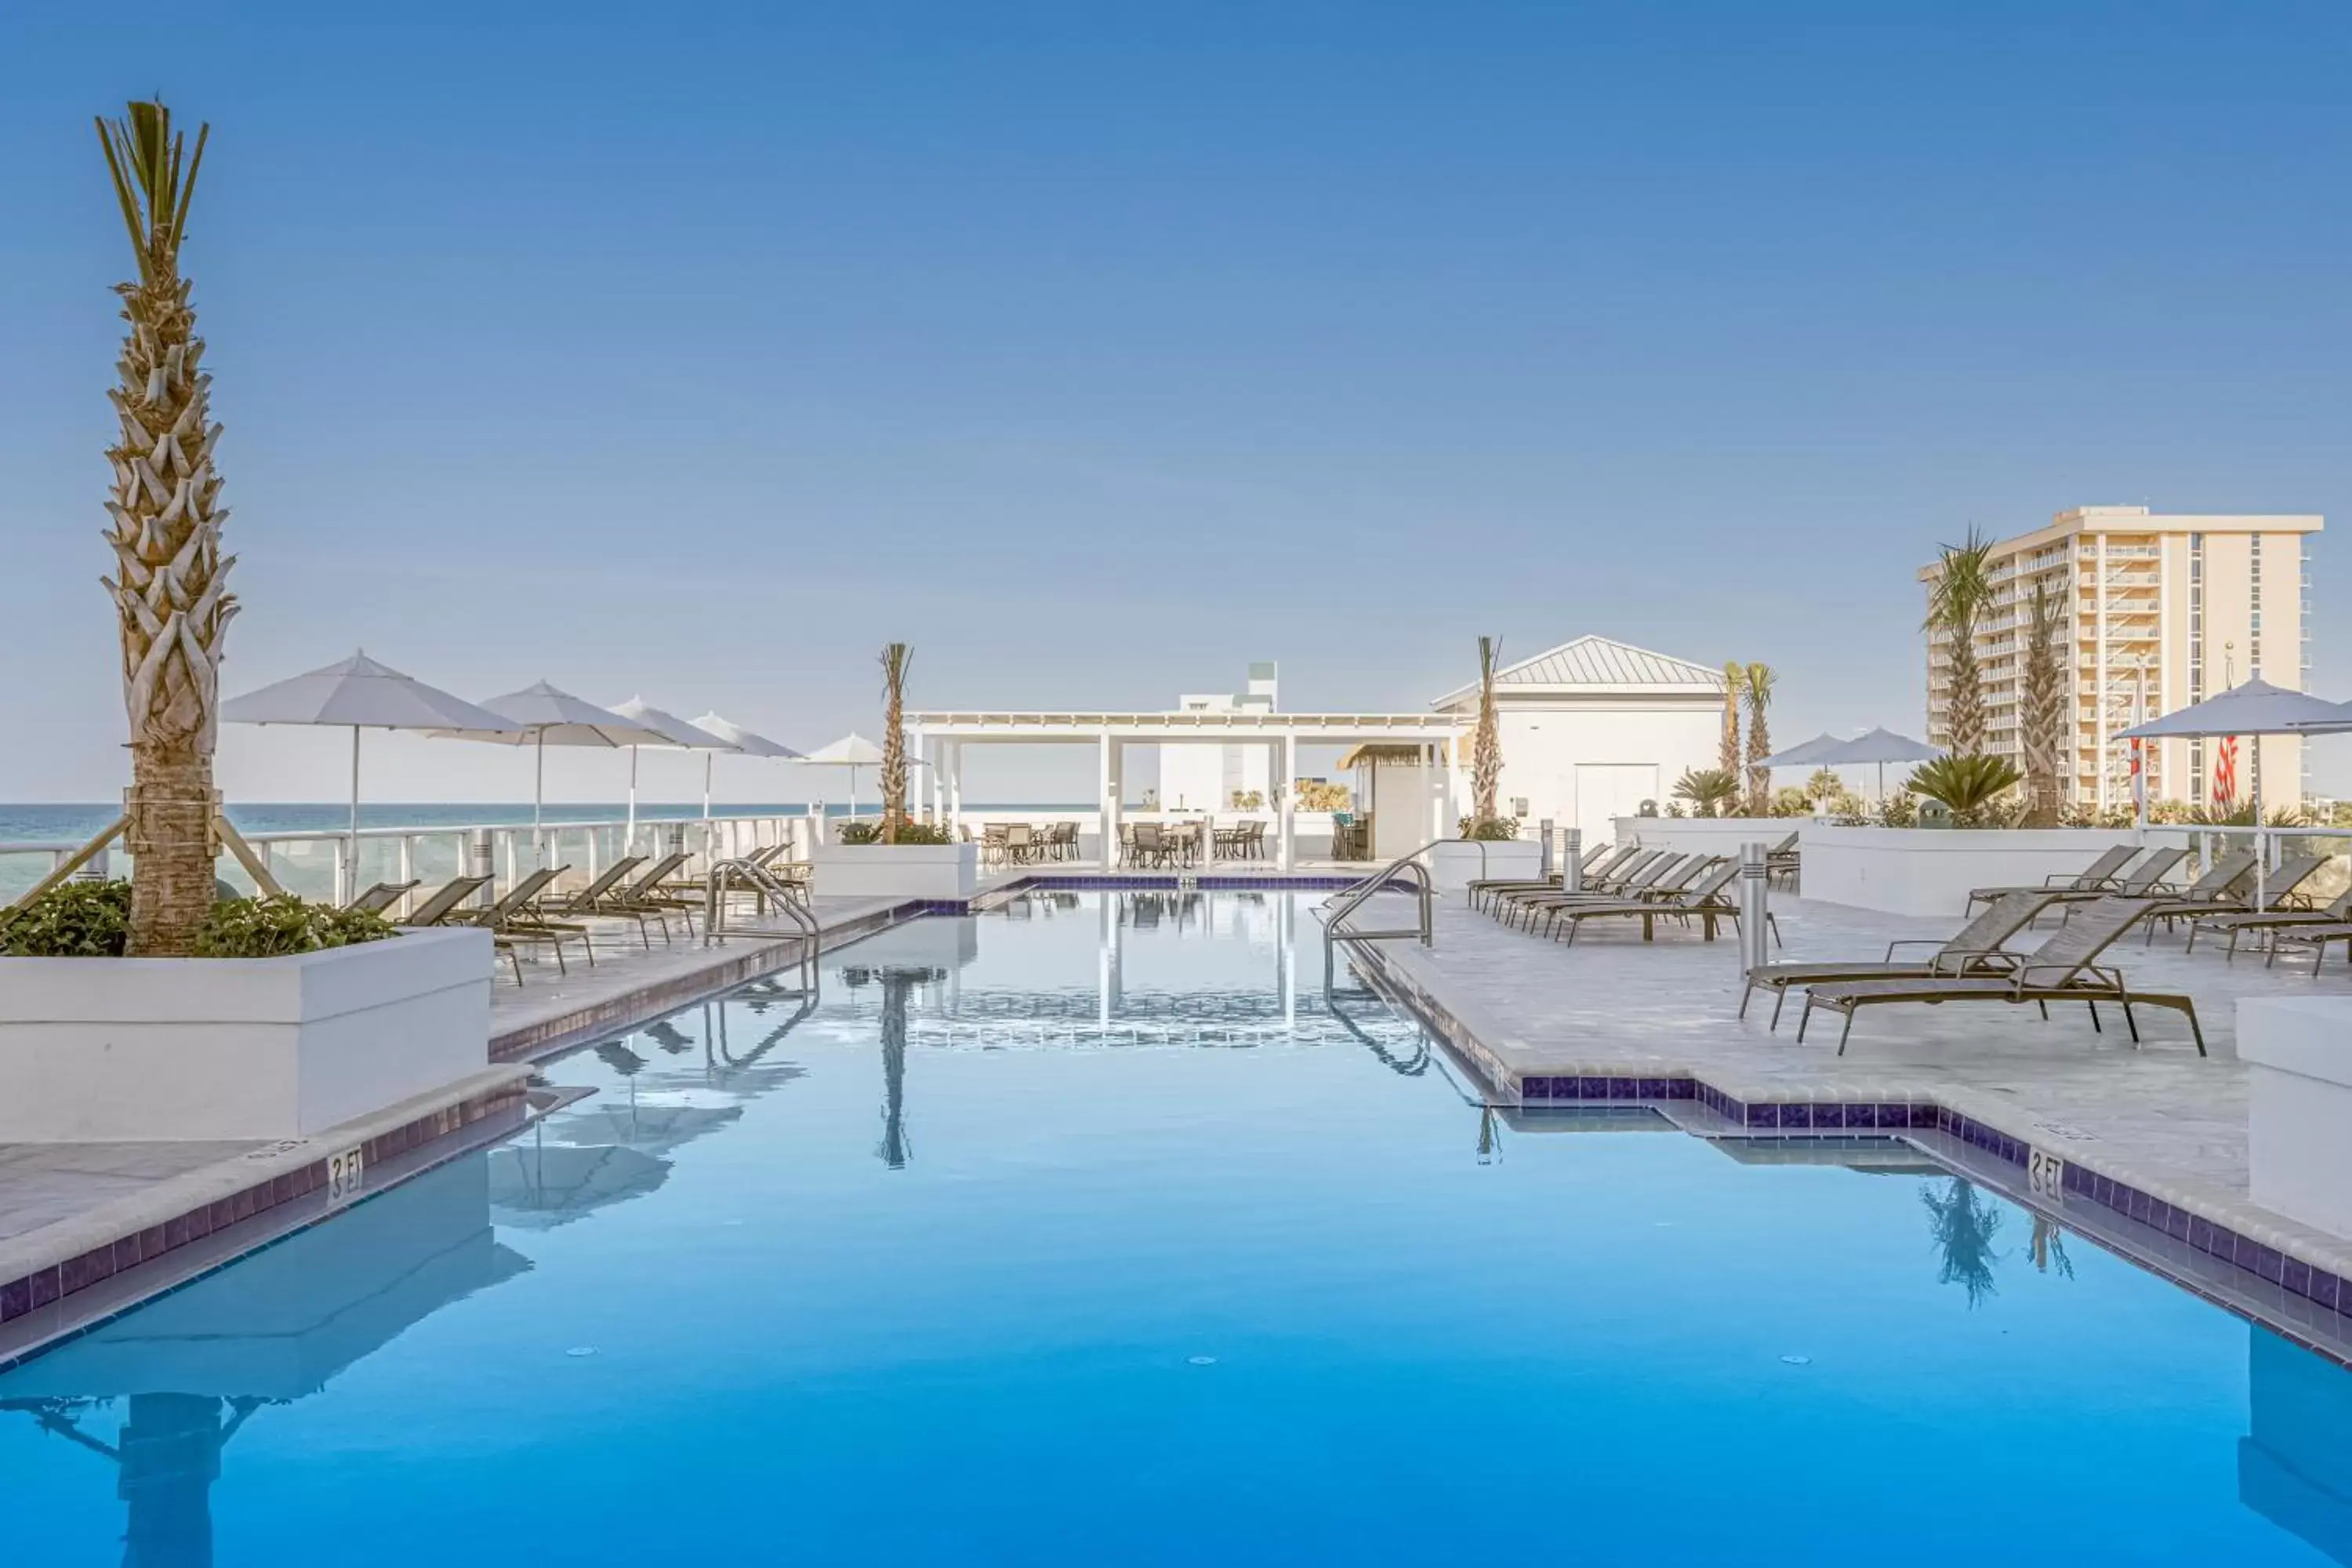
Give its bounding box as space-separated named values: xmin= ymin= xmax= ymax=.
xmin=1343 ymin=885 xmax=2352 ymax=1343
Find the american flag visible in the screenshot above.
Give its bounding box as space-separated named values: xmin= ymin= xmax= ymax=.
xmin=2212 ymin=735 xmax=2238 ymax=811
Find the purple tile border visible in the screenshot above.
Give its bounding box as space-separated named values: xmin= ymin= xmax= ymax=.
xmin=1517 ymin=1065 xmax=2352 ymax=1357
xmin=0 ymin=1081 xmax=528 ymax=1333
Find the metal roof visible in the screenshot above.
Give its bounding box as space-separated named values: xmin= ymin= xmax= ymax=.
xmin=1432 ymin=636 xmax=1726 ymax=706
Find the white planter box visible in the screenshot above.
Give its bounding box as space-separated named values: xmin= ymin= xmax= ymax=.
xmin=0 ymin=928 xmax=494 ymax=1143
xmin=1426 ymin=840 xmax=1544 ymax=893
xmin=1798 ymin=826 xmax=2140 ymax=919
xmin=809 ymin=843 xmax=980 ymax=900
xmin=2241 ymin=997 xmax=2352 ymax=1243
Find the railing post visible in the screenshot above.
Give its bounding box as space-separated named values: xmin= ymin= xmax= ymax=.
xmin=1738 ymin=842 xmax=1769 ymax=975
xmin=1562 ymin=828 xmax=1582 ymax=894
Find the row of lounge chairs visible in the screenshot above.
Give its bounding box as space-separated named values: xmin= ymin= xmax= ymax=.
xmin=1472 ymin=843 xmax=1781 ymax=949
xmin=354 ymin=853 xmax=711 ymax=984
xmin=1968 ymin=842 xmax=2349 ymax=970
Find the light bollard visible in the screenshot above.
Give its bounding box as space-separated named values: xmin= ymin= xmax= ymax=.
xmin=1537 ymin=818 xmax=1555 ymax=880
xmin=1737 ymin=841 xmax=1769 ymax=975
xmin=467 ymin=828 xmax=495 ymax=909
xmin=1562 ymin=828 xmax=1582 ymax=894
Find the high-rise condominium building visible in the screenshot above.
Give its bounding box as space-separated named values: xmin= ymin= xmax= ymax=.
xmin=1920 ymin=506 xmax=2322 ymax=810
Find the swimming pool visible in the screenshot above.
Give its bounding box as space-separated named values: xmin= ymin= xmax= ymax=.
xmin=3 ymin=888 xmax=2348 ymax=1565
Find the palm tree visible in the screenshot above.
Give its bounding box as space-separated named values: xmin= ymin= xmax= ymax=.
xmin=97 ymin=101 xmax=235 ymax=955
xmin=878 ymin=642 xmax=911 ymax=843
xmin=1719 ymin=660 xmax=1743 ymax=780
xmin=1925 ymin=528 xmax=1996 ymax=759
xmin=1905 ymin=753 xmax=2022 ymax=826
xmin=2020 ymin=578 xmax=2065 ymax=826
xmin=1471 ymin=636 xmax=1503 ymax=827
xmin=1671 ymin=768 xmax=1740 ymax=818
xmin=1921 ymin=1177 xmax=2004 ymax=1307
xmin=1742 ymin=662 xmax=1776 ymax=815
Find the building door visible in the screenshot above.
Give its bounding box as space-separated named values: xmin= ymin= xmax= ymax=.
xmin=1571 ymin=763 xmax=1661 ymax=848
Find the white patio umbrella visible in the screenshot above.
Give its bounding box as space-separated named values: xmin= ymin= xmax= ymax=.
xmin=1820 ymin=727 xmax=1944 ymax=800
xmin=690 ymin=712 xmax=804 ymax=822
xmin=607 ymin=698 xmax=739 ymax=849
xmin=2118 ymin=677 xmax=2352 ymax=907
xmin=221 ymin=651 xmax=528 ymax=898
xmin=802 ymin=732 xmax=888 ymax=826
xmin=426 ymin=681 xmax=670 ymax=862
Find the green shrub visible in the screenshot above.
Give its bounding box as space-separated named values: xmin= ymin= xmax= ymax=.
xmin=1457 ymin=816 xmax=1521 ymax=840
xmin=1 ymin=882 xmax=394 ymax=959
xmin=1671 ymin=768 xmax=1740 ymax=818
xmin=840 ymin=818 xmax=953 ymax=845
xmin=194 ymin=895 xmax=396 ymax=957
xmin=0 ymin=879 xmax=132 ymax=956
xmin=1904 ymin=755 xmax=2023 ymax=828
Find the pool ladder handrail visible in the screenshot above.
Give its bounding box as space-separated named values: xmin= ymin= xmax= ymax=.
xmin=702 ymin=856 xmax=820 ymax=996
xmin=1316 ymin=840 xmax=1439 ymax=988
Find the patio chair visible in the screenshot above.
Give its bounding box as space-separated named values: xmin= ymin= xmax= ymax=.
xmin=1545 ymin=860 xmax=1780 ymax=949
xmin=1005 ymin=822 xmax=1038 ymax=864
xmin=2140 ymin=851 xmax=2321 ymax=943
xmin=345 ymin=879 xmax=419 ymax=916
xmin=1486 ymin=847 xmax=1658 ymax=914
xmin=1739 ymin=890 xmax=2057 ymax=1028
xmin=2186 ymin=886 xmax=2352 ymax=960
xmin=1130 ymin=822 xmax=1167 ymax=868
xmin=396 ymin=874 xmax=494 ymax=929
xmin=1246 ymin=820 xmax=1268 ymax=859
xmin=1796 ymin=897 xmax=2202 ymax=1057
xmin=1054 ymin=822 xmax=1080 ymax=861
xmin=1965 ymin=844 xmax=2139 ymax=914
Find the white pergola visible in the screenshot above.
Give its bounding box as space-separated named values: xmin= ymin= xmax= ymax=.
xmin=907 ymin=710 xmax=1469 ymax=869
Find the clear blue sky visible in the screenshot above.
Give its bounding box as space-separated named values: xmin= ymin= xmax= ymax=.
xmin=2 ymin=1 xmax=2346 ymax=804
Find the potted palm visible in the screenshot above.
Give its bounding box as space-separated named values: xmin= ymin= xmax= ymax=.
xmin=1428 ymin=637 xmax=1543 ymax=891
xmin=0 ymin=103 xmax=500 ymax=1143
xmin=809 ymin=643 xmax=978 ymax=898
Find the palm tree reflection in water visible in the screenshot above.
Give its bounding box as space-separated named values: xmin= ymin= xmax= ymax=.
xmin=869 ymin=968 xmax=942 ymax=1171
xmin=1921 ymin=1177 xmax=2005 ymax=1307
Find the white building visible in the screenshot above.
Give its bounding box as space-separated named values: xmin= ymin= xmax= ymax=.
xmin=1428 ymin=636 xmax=1725 ymax=847
xmin=1158 ymin=662 xmax=1279 ymax=810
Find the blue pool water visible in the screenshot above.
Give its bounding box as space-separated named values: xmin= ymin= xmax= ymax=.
xmin=3 ymin=890 xmax=2349 ymax=1565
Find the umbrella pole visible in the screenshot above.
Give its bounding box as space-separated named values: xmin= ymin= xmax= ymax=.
xmin=347 ymin=726 xmax=362 ymax=906
xmin=626 ymin=746 xmax=639 ymax=855
xmin=703 ymin=752 xmax=713 ymax=824
xmin=535 ymin=731 xmax=546 ymax=869
xmin=2252 ymin=735 xmax=2266 ymax=910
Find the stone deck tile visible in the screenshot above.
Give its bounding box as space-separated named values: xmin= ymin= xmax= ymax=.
xmin=0 ymin=1142 xmax=262 ymax=1245
xmin=1363 ymin=890 xmax=2352 ymax=1198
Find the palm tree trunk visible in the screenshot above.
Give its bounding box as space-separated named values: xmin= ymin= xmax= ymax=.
xmin=1719 ymin=662 xmax=1742 ymax=780
xmin=1472 ymin=637 xmax=1502 ymax=826
xmin=878 ymin=643 xmax=910 ymax=844
xmin=98 ymin=103 xmax=235 ymax=956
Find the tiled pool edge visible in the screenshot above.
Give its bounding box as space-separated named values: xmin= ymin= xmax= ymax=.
xmin=0 ymin=1069 xmax=543 ymax=1370
xmin=1341 ymin=931 xmax=2352 ymax=1368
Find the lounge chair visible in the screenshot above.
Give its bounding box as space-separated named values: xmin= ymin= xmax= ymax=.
xmin=536 ymin=855 xmax=655 ymax=948
xmin=1798 ymin=897 xmax=2203 ymax=1056
xmin=1545 ymin=861 xmax=1780 ymax=948
xmin=1486 ymin=848 xmax=1666 ymax=916
xmin=1738 ymin=889 xmax=2059 ymax=1028
xmin=1964 ymin=844 xmax=2139 ymax=914
xmin=1505 ymin=854 xmax=1707 ymax=931
xmin=2140 ymin=851 xmax=2325 ymax=943
xmin=458 ymin=866 xmax=595 ymax=974
xmin=2265 ymin=920 xmax=2352 ymax=976
xmin=2187 ymin=887 xmax=2352 ymax=959
xmin=345 ymin=879 xmax=419 ymax=916
xmin=1472 ymin=842 xmax=1626 ymax=911
xmin=396 ymin=874 xmax=494 ymax=929
xmin=2043 ymin=846 xmax=2189 ymax=906
xmin=590 ymin=853 xmax=698 ymax=941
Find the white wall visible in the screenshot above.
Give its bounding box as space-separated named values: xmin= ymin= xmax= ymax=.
xmin=1496 ymin=703 xmax=1720 ymax=849
xmin=1799 ymin=826 xmax=2140 ymax=919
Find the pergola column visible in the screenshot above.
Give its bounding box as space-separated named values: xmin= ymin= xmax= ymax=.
xmin=1277 ymin=732 xmax=1296 ymax=869
xmin=1098 ymin=734 xmax=1120 ymax=869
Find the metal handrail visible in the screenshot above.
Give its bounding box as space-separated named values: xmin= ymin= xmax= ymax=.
xmin=1316 ymin=838 xmax=1443 ymax=990
xmin=702 ymin=857 xmax=820 ymax=995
